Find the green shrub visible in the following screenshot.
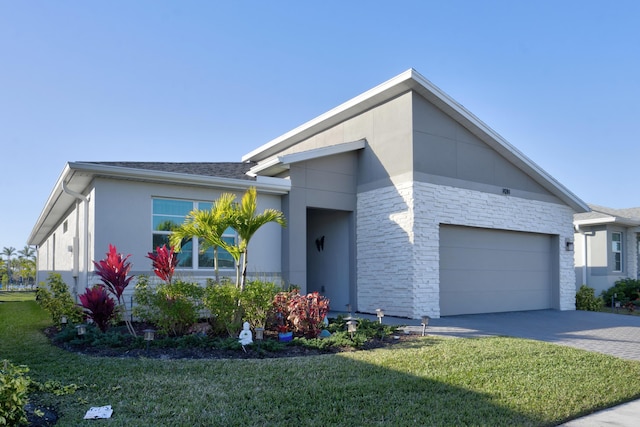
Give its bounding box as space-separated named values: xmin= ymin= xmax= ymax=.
xmin=601 ymin=278 xmax=640 ymax=306
xmin=133 ymin=276 xmax=204 ymax=336
xmin=203 ymin=280 xmax=242 ymax=336
xmin=576 ymin=285 xmax=603 ymax=311
xmin=35 ymin=273 xmax=83 ymax=327
xmin=0 ymin=360 xmax=30 ymax=426
xmin=239 ymin=280 xmax=280 ymax=329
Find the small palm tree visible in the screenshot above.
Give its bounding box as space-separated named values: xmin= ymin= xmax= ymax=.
xmin=231 ymin=187 xmax=286 ymax=291
xmin=2 ymin=247 xmax=16 ymax=287
xmin=170 ymin=187 xmax=286 ymax=290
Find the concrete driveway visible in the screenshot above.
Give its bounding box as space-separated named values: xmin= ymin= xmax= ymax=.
xmin=413 ymin=310 xmax=640 ymax=361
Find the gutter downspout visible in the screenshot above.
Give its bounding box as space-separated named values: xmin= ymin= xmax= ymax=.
xmin=574 ymin=224 xmax=588 ymax=286
xmin=62 ymin=181 xmax=90 ymax=300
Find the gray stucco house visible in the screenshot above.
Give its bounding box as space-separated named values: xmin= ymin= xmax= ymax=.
xmin=29 ymin=68 xmax=588 ymax=319
xmin=574 ymin=204 xmax=640 ymax=295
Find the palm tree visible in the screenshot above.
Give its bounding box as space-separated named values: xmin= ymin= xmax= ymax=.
xmin=170 ymin=193 xmax=241 ymax=284
xmin=231 ymin=187 xmax=286 ymax=291
xmin=2 ymin=247 xmax=16 ymax=287
xmin=170 ymin=187 xmax=286 ymax=290
xmin=18 ymin=245 xmax=35 ymax=260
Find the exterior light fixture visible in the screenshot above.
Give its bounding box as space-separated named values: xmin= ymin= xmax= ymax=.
xmin=60 ymin=316 xmax=68 ymax=327
xmin=347 ymin=320 xmax=357 ymax=339
xmin=255 ymin=327 xmax=264 ymax=341
xmin=143 ymin=329 xmax=156 ymax=354
xmin=76 ymin=324 xmax=86 ymax=336
xmin=421 ymin=315 xmax=430 ymax=337
xmin=376 ymin=308 xmax=384 ymax=324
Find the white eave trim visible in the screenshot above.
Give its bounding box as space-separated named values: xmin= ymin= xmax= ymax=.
xmin=574 ymin=217 xmax=640 ymax=227
xmin=248 ymin=139 xmax=366 ymax=177
xmin=241 ymin=68 xmax=588 ymax=213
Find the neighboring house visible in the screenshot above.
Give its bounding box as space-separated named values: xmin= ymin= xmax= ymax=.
xmin=574 ymin=204 xmax=640 ymax=295
xmin=29 ymin=68 xmax=588 ymax=319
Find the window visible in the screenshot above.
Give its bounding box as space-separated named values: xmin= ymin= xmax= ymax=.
xmin=63 ymin=220 xmax=68 ymax=233
xmin=612 ymin=232 xmax=623 ymax=272
xmin=152 ymin=198 xmax=237 ymax=270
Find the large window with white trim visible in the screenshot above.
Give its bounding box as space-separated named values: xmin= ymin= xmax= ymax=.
xmin=612 ymin=231 xmax=623 ymax=272
xmin=152 ymin=198 xmax=237 ymax=269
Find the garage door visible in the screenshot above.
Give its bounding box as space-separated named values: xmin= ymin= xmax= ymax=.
xmin=439 ymin=225 xmax=554 ymax=316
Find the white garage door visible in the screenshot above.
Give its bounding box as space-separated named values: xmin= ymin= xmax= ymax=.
xmin=439 ymin=225 xmax=554 ymax=316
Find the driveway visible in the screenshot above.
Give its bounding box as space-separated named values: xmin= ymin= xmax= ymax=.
xmin=394 ymin=310 xmax=640 ymax=361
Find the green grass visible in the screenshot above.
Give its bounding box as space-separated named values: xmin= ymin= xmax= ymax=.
xmin=0 ymin=290 xmax=37 ymax=302
xmin=3 ymin=300 xmax=640 ymax=426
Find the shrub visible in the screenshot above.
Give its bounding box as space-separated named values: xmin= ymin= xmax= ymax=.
xmin=0 ymin=360 xmax=30 ymax=426
xmin=133 ymin=277 xmax=204 ymax=336
xmin=576 ymin=285 xmax=603 ymax=311
xmin=239 ymin=280 xmax=280 ymax=329
xmin=78 ymin=286 xmax=117 ymax=332
xmin=601 ymin=278 xmax=640 ymax=306
xmin=93 ymin=244 xmax=136 ymax=335
xmin=288 ymin=292 xmax=330 ymax=338
xmin=203 ymin=280 xmax=242 ymax=336
xmin=35 ymin=273 xmax=83 ymax=327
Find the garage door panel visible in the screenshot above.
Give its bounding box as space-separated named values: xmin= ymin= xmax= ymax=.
xmin=439 ymin=225 xmax=553 ymax=316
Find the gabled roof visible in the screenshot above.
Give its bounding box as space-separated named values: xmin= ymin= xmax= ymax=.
xmin=574 ymin=204 xmax=640 ymax=227
xmin=242 ymin=68 xmax=589 ymax=213
xmin=28 ymin=162 xmax=291 ymax=246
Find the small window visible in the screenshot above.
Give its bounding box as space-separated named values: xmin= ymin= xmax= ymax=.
xmin=63 ymin=220 xmax=68 ymax=233
xmin=612 ymin=232 xmax=623 ymax=272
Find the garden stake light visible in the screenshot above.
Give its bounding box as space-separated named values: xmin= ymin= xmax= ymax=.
xmin=421 ymin=315 xmax=430 ymax=336
xmin=76 ymin=324 xmax=86 ymax=337
xmin=376 ymin=308 xmax=384 ymax=324
xmin=60 ymin=315 xmax=68 ymax=328
xmin=347 ymin=320 xmax=357 ymax=339
xmin=143 ymin=329 xmax=156 ymax=354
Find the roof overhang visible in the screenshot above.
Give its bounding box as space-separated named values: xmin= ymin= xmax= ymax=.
xmin=247 ymin=139 xmax=366 ymax=177
xmin=28 ymin=162 xmax=291 ymax=246
xmin=574 ymin=216 xmax=640 ymax=228
xmin=241 ymin=68 xmax=589 ymax=213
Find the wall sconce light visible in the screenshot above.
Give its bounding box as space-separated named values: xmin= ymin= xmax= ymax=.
xmin=376 ymin=308 xmax=384 ymax=324
xmin=421 ymin=315 xmax=430 ymax=337
xmin=565 ymin=239 xmax=574 ymax=251
xmin=76 ymin=324 xmax=86 ymax=337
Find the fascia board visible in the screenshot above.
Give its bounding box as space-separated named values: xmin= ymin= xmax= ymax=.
xmin=280 ymin=139 xmax=366 ymax=165
xmin=574 ymin=217 xmax=640 ymax=227
xmin=241 ymin=68 xmax=588 ymax=212
xmin=241 ymin=70 xmax=414 ymax=163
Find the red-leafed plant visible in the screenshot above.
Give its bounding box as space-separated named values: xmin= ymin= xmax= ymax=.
xmin=288 ymin=292 xmax=330 ymax=338
xmin=146 ymin=244 xmax=178 ymax=284
xmin=272 ymin=289 xmax=298 ymax=333
xmin=93 ymin=244 xmax=136 ymax=335
xmin=78 ymin=286 xmax=116 ymax=332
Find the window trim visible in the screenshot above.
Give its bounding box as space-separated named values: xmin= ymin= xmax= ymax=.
xmin=612 ymin=231 xmax=623 ymax=272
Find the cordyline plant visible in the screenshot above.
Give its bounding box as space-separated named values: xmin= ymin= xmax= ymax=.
xmin=78 ymin=286 xmax=116 ymax=332
xmin=146 ymin=244 xmax=178 ymax=284
xmin=93 ymin=244 xmax=136 ymax=336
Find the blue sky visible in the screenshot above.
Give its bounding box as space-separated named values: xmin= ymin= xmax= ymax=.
xmin=1 ymin=1 xmax=639 ymax=251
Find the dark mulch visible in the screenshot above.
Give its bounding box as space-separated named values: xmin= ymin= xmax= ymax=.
xmin=32 ymin=324 xmax=417 ymax=426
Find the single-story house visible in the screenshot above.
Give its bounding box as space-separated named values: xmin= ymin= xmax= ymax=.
xmin=29 ymin=68 xmax=589 ymax=319
xmin=574 ymin=204 xmax=640 ymax=295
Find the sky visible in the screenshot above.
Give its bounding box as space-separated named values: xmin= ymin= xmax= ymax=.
xmin=1 ymin=0 xmax=639 ymax=252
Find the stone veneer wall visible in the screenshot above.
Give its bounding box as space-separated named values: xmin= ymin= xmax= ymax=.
xmin=357 ymin=181 xmax=577 ymax=319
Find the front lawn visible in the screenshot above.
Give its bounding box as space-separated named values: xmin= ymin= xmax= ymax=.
xmin=3 ymin=300 xmax=640 ymax=426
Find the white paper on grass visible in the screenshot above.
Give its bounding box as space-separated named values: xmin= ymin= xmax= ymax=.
xmin=83 ymin=405 xmax=113 ymax=419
